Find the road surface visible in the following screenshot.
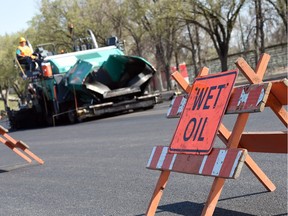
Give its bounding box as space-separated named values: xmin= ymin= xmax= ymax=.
xmin=0 ymin=102 xmax=287 ymax=216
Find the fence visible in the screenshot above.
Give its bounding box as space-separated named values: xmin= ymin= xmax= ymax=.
xmin=187 ymin=43 xmax=287 ymax=81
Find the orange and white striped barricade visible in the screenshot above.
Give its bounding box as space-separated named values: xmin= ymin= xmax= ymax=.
xmin=167 ymin=80 xmax=272 ymax=118
xmin=0 ymin=125 xmax=44 ymax=165
xmin=166 ymin=94 xmax=187 ymax=118
xmin=147 ymin=146 xmax=247 ymax=179
xmin=145 ymin=53 xmax=287 ymax=216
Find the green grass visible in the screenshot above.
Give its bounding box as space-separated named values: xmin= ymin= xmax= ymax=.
xmin=0 ymin=99 xmax=19 ymax=113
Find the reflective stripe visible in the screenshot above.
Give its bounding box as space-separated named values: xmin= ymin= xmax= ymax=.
xmin=229 ymin=151 xmax=243 ymax=178
xmin=156 ymin=147 xmax=168 ymax=169
xmin=146 ymin=146 xmax=156 ymax=167
xmin=169 ymin=154 xmax=177 ymax=170
xmin=199 ymin=155 xmax=208 ymax=174
xmin=212 ymin=150 xmax=227 ymax=176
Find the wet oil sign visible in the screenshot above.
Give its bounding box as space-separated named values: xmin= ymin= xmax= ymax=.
xmin=169 ymin=70 xmax=238 ymax=155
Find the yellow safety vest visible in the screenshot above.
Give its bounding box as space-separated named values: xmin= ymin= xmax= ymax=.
xmin=17 ymin=45 xmax=33 ymax=57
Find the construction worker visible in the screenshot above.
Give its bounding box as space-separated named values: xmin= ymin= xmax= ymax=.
xmin=16 ymin=37 xmax=41 ymax=72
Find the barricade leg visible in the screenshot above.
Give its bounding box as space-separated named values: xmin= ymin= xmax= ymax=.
xmin=16 ymin=141 xmax=45 ymax=164
xmin=0 ymin=126 xmax=44 ymax=165
xmin=218 ymin=124 xmax=276 ymax=191
xmin=267 ymin=94 xmax=288 ymax=127
xmin=200 ymin=114 xmax=248 ymax=215
xmin=22 ymin=149 xmax=44 ymax=164
xmin=146 ymin=170 xmax=170 ymax=216
xmin=245 ymin=155 xmax=276 ymax=191
xmin=0 ymin=137 xmax=32 ymax=163
xmin=201 ymin=178 xmax=226 ymax=216
xmin=226 ymin=114 xmax=250 ymax=148
xmin=9 ymin=147 xmax=32 ymax=163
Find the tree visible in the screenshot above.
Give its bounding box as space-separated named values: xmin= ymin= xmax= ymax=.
xmin=254 ymin=0 xmax=265 ymax=61
xmin=29 ymin=0 xmax=127 ymax=52
xmin=71 ymin=0 xmax=120 ymax=45
xmin=0 ymin=35 xmax=20 ymax=111
xmin=1 ymin=0 xmax=286 ymax=96
xmin=114 ymin=0 xmax=149 ymax=57
xmin=184 ymin=20 xmax=203 ymax=76
xmin=266 ymin=0 xmax=287 ymax=34
xmin=179 ymin=0 xmax=246 ymax=71
xmin=29 ymin=0 xmax=73 ymax=51
xmin=138 ymin=0 xmax=184 ymax=90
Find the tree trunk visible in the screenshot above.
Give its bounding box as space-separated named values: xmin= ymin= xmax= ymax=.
xmin=195 ymin=25 xmax=202 ymax=71
xmin=219 ymin=55 xmax=228 ymax=72
xmin=186 ymin=23 xmax=198 ymax=77
xmin=175 ymin=51 xmax=179 ymax=71
xmin=0 ymin=86 xmax=9 ymax=111
xmin=258 ymin=0 xmax=265 ymax=54
xmin=218 ymin=44 xmax=229 ymax=72
xmin=5 ymin=89 xmax=9 ymax=110
xmin=254 ymin=0 xmax=265 ymax=63
xmin=156 ymin=71 xmax=164 ymax=91
xmin=155 ymin=43 xmax=171 ymax=91
xmin=164 ymin=64 xmax=171 ymax=91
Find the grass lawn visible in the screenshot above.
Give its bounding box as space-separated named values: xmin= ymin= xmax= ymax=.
xmin=0 ymin=99 xmax=19 ymax=113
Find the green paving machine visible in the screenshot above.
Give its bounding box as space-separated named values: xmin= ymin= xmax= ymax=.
xmin=8 ymin=31 xmax=158 ymax=129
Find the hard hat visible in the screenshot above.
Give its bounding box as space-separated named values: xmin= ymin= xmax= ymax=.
xmin=19 ymin=37 xmax=26 ymax=43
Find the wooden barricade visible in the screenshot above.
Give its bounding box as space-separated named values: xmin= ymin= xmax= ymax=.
xmin=167 ymin=82 xmax=272 ymax=117
xmin=145 ymin=53 xmax=287 ymax=216
xmin=0 ymin=125 xmax=44 ymax=165
xmin=147 ymin=146 xmax=247 ymax=178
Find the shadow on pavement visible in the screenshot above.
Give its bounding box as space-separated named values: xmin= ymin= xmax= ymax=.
xmin=136 ymin=201 xmax=254 ymax=216
xmin=158 ymin=201 xmax=255 ymax=216
xmin=136 ymin=191 xmax=273 ymax=216
xmin=0 ymin=162 xmax=39 ymax=174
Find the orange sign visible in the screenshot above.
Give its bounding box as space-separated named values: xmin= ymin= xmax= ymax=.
xmin=169 ymin=70 xmax=238 ymax=155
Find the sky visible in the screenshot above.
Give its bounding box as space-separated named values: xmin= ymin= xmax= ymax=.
xmin=0 ymin=0 xmax=40 ymax=36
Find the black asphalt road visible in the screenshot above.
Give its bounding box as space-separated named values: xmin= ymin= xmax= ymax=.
xmin=0 ymin=102 xmax=287 ymax=216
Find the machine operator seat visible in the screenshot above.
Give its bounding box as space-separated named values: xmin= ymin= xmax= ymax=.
xmin=15 ymin=55 xmax=42 ymax=79
xmin=16 ymin=54 xmax=37 ymax=72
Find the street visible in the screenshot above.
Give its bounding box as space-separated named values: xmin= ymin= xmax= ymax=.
xmin=0 ymin=101 xmax=287 ymax=216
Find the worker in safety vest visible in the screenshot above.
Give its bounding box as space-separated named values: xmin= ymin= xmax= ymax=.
xmin=16 ymin=37 xmax=42 ymax=72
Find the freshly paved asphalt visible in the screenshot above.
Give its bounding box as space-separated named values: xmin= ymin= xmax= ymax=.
xmin=0 ymin=101 xmax=287 ymax=216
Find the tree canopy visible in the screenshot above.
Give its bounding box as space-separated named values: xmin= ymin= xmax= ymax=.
xmin=0 ymin=0 xmax=286 ymax=110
